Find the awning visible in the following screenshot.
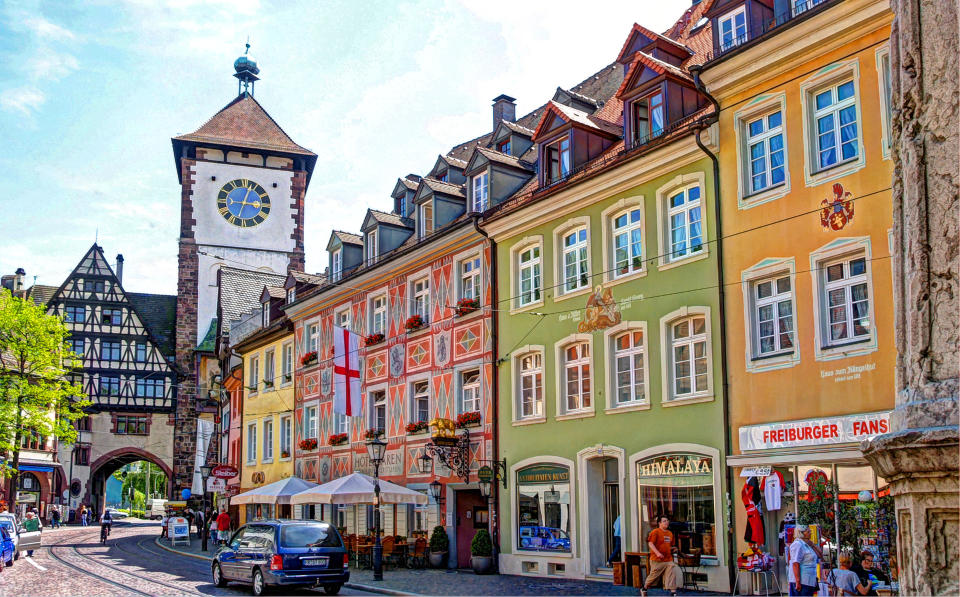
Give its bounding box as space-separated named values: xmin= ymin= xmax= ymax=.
xmin=291 ymin=472 xmax=429 ymax=506
xmin=726 ymin=446 xmax=866 ymax=467
xmin=231 ymin=477 xmax=319 ymax=505
xmin=17 ymin=461 xmax=62 ymax=473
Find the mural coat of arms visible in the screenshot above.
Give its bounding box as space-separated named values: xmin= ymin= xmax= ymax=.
xmin=578 ymin=285 xmax=622 ymax=333
xmin=820 ymin=182 xmax=855 ymax=231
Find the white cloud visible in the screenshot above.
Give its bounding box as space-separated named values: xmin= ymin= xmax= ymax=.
xmin=22 ymin=15 xmax=76 ymax=40
xmin=0 ymin=86 xmax=46 ymax=115
xmin=24 ymin=50 xmax=79 ymax=81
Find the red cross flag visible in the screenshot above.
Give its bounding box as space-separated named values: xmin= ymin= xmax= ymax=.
xmin=333 ymin=325 xmax=362 ymax=417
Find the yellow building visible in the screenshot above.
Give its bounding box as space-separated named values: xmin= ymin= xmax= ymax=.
xmin=234 ymin=288 xmax=297 ymax=521
xmin=698 ymin=0 xmax=895 ymax=576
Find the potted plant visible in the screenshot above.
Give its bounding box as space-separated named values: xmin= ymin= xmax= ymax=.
xmin=428 ymin=524 xmax=449 ymax=568
xmin=281 ymin=450 xmax=290 ymax=459
xmin=470 ymin=529 xmax=494 ymax=574
xmin=405 ymin=421 xmax=428 ymax=435
xmin=455 ymin=411 xmax=481 ymax=429
xmin=455 ymin=298 xmax=480 ymax=317
xmin=328 ymin=433 xmax=349 ymax=446
xmin=364 ymin=428 xmax=383 ymax=441
xmin=364 ymin=332 xmax=385 ymax=347
xmin=300 ymin=351 xmax=318 ymax=366
xmin=299 ymin=438 xmax=318 ymax=450
xmin=405 ymin=314 xmax=425 ymax=332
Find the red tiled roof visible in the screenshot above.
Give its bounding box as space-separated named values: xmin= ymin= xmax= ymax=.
xmin=532 ymin=101 xmax=622 ymax=142
xmin=174 ymin=93 xmax=315 ymax=156
xmin=665 ymin=0 xmax=716 ymax=68
xmin=616 ymin=22 xmax=692 ymax=63
xmin=615 ymin=51 xmax=693 ymax=99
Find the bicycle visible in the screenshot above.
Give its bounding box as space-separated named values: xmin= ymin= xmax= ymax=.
xmin=100 ymin=524 xmax=111 ymax=544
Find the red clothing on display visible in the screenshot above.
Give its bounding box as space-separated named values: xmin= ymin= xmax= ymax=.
xmin=741 ymin=478 xmax=765 ymax=544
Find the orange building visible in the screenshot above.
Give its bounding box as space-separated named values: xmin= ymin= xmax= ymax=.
xmin=698 ymin=0 xmax=896 ymax=582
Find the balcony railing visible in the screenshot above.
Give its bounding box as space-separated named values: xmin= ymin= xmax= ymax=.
xmin=707 ymin=0 xmax=839 ymax=63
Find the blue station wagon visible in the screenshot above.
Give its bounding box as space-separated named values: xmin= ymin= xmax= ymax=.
xmin=0 ymin=526 xmax=14 ymax=571
xmin=212 ymin=520 xmax=349 ymax=596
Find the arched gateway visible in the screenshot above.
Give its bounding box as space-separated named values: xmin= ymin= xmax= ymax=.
xmin=86 ymin=447 xmax=173 ymax=514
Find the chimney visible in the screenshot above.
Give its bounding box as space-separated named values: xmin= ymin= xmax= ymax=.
xmin=492 ymin=94 xmax=517 ymax=132
xmin=116 ymin=254 xmax=124 ymax=284
xmin=14 ymin=268 xmax=25 ymax=292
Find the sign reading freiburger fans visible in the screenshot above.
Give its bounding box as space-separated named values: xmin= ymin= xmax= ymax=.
xmin=211 ymin=464 xmax=239 ymax=479
xmin=739 ymin=411 xmax=892 ymax=451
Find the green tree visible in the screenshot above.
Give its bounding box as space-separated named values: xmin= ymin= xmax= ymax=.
xmin=0 ymin=290 xmax=89 ymax=502
xmin=114 ymin=462 xmax=167 ymax=501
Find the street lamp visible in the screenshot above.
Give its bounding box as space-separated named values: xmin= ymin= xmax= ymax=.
xmin=477 ymin=460 xmax=506 ymax=574
xmin=429 ymin=480 xmax=444 ymax=525
xmin=418 ymin=451 xmax=433 ymax=475
xmin=200 ymin=463 xmax=213 ymax=552
xmin=366 ymin=436 xmax=387 ymax=581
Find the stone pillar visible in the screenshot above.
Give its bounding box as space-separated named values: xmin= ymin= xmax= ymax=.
xmin=862 ymin=0 xmax=960 ymax=594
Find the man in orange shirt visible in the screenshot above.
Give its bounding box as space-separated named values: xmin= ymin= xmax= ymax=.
xmin=642 ymin=515 xmax=683 ymax=596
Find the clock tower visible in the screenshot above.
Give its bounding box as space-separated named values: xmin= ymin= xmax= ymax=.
xmin=171 ymin=48 xmax=316 ymax=490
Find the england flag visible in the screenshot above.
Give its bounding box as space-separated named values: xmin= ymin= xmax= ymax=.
xmin=333 ymin=325 xmax=362 ymax=417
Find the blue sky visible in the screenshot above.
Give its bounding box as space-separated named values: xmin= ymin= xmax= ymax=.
xmin=1 ymin=0 xmax=689 ymax=294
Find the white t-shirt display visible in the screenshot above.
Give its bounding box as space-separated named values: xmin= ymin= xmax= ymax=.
xmin=761 ymin=471 xmax=784 ymax=511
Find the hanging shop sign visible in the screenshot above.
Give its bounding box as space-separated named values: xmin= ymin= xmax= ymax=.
xmin=212 ymin=464 xmax=239 ymax=479
xmin=739 ymin=411 xmax=892 ymax=451
xmin=516 ymin=464 xmax=569 ymax=485
xmin=637 ymin=454 xmax=713 ymax=479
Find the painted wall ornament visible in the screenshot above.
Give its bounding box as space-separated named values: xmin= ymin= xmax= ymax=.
xmin=578 ymin=285 xmax=622 ymax=333
xmin=820 ymin=183 xmax=854 ymax=231
xmin=389 ymin=345 xmax=404 ymax=378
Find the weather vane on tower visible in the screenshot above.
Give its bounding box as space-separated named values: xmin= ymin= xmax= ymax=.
xmin=233 ymin=38 xmax=260 ymax=97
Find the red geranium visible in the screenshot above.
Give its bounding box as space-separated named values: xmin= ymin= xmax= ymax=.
xmin=300 ymin=351 xmax=318 ymax=366
xmin=455 ymin=411 xmax=481 ymax=428
xmin=364 ymin=333 xmax=385 ymax=347
xmin=405 ymin=315 xmax=425 ymax=331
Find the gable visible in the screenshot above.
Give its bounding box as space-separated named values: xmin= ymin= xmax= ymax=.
xmin=617 ymin=29 xmax=656 ymax=64
xmin=463 ymin=148 xmax=491 ymax=176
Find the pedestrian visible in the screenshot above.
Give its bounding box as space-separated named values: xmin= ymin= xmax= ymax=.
xmin=22 ymin=511 xmax=41 ymax=557
xmin=51 ymin=507 xmax=61 ymax=529
xmin=216 ymin=508 xmax=231 ymax=546
xmin=160 ymin=511 xmax=169 ymax=538
xmin=607 ymin=513 xmax=622 ymax=566
xmin=788 ymin=524 xmax=822 ymax=596
xmin=80 ymin=505 xmax=88 ymax=527
xmin=850 ymin=551 xmax=890 ymax=596
xmin=194 ymin=508 xmax=204 ymax=539
xmin=828 ymin=553 xmax=871 ymax=596
xmin=641 ymin=515 xmax=683 ymax=596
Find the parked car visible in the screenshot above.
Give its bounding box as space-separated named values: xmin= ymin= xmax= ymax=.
xmin=0 ymin=513 xmax=40 ymax=560
xmin=0 ymin=526 xmax=14 ymax=570
xmin=211 ymin=519 xmax=349 ymax=596
xmin=518 ymin=525 xmax=571 ymax=551
xmin=105 ymin=508 xmax=128 ymax=519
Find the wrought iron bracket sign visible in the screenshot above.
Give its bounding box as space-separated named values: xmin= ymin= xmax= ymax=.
xmin=478 ymin=458 xmax=507 ymax=488
xmin=425 ymin=428 xmax=471 ymax=484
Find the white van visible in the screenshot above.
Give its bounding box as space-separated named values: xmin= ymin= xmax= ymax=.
xmin=146 ymin=499 xmax=167 ymax=520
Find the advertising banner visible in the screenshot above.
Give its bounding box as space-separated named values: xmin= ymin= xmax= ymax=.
xmin=739 ymin=411 xmax=892 ymax=451
xmin=192 ymin=419 xmax=215 ymax=495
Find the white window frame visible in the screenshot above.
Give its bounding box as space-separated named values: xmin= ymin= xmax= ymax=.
xmin=745 ymin=109 xmax=786 ymax=195
xmin=411 ymin=277 xmax=430 ymax=323
xmin=366 ymin=229 xmax=378 ymax=264
xmin=752 ymin=274 xmax=797 ymax=355
xmin=287 ymin=287 xmax=296 ymax=304
xmin=602 ymin=197 xmax=646 ymax=284
xmin=262 ymin=417 xmax=274 ymax=462
xmin=409 ymin=378 xmax=430 ymax=425
xmin=511 ymin=346 xmax=545 ymax=424
xmin=811 ymin=239 xmax=876 ymax=359
xmin=249 ymin=355 xmax=260 ymax=393
xmin=659 ymin=306 xmax=714 ymax=406
xmin=472 ymin=171 xmax=489 ymax=213
xmin=735 ymin=94 xmax=791 ymax=208
xmin=420 ymin=201 xmax=433 ymax=238
xmin=369 ymin=386 xmax=388 ymax=433
xmin=656 ymin=173 xmax=709 ymax=271
xmin=246 ymin=421 xmax=258 ymax=464
xmin=718 ymin=6 xmax=747 ymax=52
xmin=264 ymin=349 xmax=275 ymax=388
xmin=459 ymin=368 xmax=481 ymax=414
xmin=604 ymin=321 xmax=650 ymax=412
xmin=261 ymin=305 xmax=270 ymax=327
xmin=552 ymin=216 xmax=591 ymax=301
xmin=331 ymin=249 xmax=342 ymax=282
xmin=370 ymin=294 xmax=388 ymax=335
xmin=875 ymin=47 xmax=892 ymax=160
xmin=513 ymin=238 xmax=543 ymax=311
xmin=741 ymin=258 xmax=800 ymax=373
xmin=335 ymin=306 xmax=351 ymax=332
xmin=279 ymin=414 xmax=292 ymax=459
xmin=666 ymin=185 xmax=704 ymax=263
xmin=333 ymin=412 xmax=349 ymax=436
xmin=304 ymin=405 xmax=318 ymax=440
xmin=306 ymin=322 xmax=319 ymax=354
xmin=281 ymin=342 xmax=294 ymax=384
xmin=459 ymin=254 xmax=482 ymax=302
xmin=800 ymin=59 xmax=865 ymax=186
xmin=554 ymin=334 xmax=594 ymax=420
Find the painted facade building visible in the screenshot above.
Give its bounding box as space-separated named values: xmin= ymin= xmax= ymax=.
xmin=698 ymin=0 xmax=896 ymax=582
xmin=479 ymin=9 xmax=733 ymax=589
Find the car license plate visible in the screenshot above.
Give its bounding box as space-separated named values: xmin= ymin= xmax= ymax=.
xmin=303 ymin=557 xmax=328 ymax=567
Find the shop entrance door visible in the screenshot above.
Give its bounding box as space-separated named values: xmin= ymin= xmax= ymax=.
xmin=604 ymin=482 xmax=620 ymax=565
xmin=454 ymin=489 xmax=485 ymax=569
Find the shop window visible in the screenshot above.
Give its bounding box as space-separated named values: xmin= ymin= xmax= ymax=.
xmin=516 ymin=464 xmax=572 ymax=553
xmin=636 ymin=453 xmax=717 ymax=557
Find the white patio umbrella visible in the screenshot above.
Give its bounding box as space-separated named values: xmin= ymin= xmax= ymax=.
xmin=231 ymin=476 xmax=319 ymax=505
xmin=290 ymin=472 xmax=429 ymax=506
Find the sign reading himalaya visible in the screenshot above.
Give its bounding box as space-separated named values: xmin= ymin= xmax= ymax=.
xmin=739 ymin=411 xmax=892 ymax=451
xmin=637 ymin=454 xmax=713 ymax=479
xmin=517 ymin=464 xmax=570 ymax=485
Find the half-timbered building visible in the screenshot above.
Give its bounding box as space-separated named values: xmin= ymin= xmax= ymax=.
xmin=44 ymin=244 xmax=178 ymax=513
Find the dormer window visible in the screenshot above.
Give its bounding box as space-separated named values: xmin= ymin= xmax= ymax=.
xmin=262 ymin=303 xmax=270 ymax=327
xmin=366 ymin=230 xmax=378 ymax=264
xmin=420 ymin=202 xmax=433 ymax=237
xmin=287 ymin=287 xmax=296 ymax=304
xmin=498 ymin=139 xmax=511 ymax=154
xmin=437 ymin=171 xmax=448 ymax=183
xmin=718 ymin=7 xmax=747 ymax=51
xmin=632 ymin=91 xmax=664 ymax=144
xmin=472 ymin=172 xmax=489 ymax=213
xmin=545 ymin=137 xmax=571 ymax=183
xmin=332 ymin=249 xmax=342 ymax=282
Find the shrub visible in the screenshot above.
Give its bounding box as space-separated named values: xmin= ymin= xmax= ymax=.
xmin=131 ymin=509 xmax=146 ymax=519
xmin=471 ymin=529 xmax=492 ymax=557
xmin=429 ymin=525 xmax=449 ymax=552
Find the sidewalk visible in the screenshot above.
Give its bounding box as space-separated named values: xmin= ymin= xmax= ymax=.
xmin=155 ymin=536 xmax=720 ymax=596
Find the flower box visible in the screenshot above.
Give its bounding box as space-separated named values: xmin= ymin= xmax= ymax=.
xmin=328 ymin=433 xmax=349 ymax=446
xmin=281 ymin=451 xmax=290 ymax=459
xmin=300 ymin=351 xmax=318 ymax=366
xmin=364 ymin=333 xmax=385 ymax=347
xmin=299 ymin=438 xmax=318 ymax=450
xmin=405 ymin=421 xmax=428 ymax=435
xmin=455 ymin=298 xmax=480 ymax=317
xmin=456 ymin=411 xmax=481 ymax=428
xmin=405 ymin=314 xmax=426 ymax=332
xmin=364 ymin=428 xmax=384 ymax=440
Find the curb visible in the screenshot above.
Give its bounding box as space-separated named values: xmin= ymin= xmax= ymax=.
xmin=153 ymin=537 xmax=418 ymax=595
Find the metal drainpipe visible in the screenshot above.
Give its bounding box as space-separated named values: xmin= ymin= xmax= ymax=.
xmin=689 ymin=64 xmax=736 ymax=592
xmin=471 ymin=212 xmax=501 ymax=572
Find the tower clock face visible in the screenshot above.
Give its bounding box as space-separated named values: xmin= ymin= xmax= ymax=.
xmin=217 ymin=179 xmax=271 ymax=227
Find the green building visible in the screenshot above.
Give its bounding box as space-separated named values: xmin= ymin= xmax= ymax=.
xmin=479 ymin=18 xmax=731 ymax=591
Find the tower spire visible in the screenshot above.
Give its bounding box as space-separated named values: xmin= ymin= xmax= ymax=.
xmin=233 ymin=39 xmax=260 ymax=97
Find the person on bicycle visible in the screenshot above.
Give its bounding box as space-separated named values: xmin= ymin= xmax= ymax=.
xmin=100 ymin=508 xmax=113 ymax=542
